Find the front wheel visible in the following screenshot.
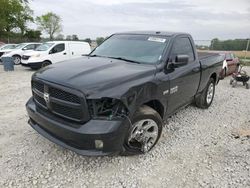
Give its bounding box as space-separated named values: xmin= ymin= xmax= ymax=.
xmin=195 ymin=78 xmax=215 ymax=109
xmin=122 ymin=105 xmax=162 ymax=155
xmin=41 ymin=61 xmax=51 ymax=68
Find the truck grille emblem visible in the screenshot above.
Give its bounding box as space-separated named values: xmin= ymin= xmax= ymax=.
xmin=43 ymin=92 xmax=50 ymax=103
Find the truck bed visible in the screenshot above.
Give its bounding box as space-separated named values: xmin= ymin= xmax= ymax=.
xmin=197 ymin=52 xmax=220 ymax=60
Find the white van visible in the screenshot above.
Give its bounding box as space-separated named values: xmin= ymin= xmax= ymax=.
xmin=21 ymin=41 xmax=91 ymax=69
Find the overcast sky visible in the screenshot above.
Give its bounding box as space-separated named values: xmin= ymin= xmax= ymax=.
xmin=30 ymin=0 xmax=250 ymax=40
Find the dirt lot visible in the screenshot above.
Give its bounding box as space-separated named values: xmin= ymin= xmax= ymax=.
xmin=0 ymin=66 xmax=249 ymax=188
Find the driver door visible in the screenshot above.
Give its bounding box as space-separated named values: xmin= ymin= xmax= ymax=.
xmin=167 ymin=36 xmax=200 ymax=114
xmin=49 ymin=43 xmax=68 ymax=63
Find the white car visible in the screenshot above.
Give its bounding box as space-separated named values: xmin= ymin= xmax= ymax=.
xmin=0 ymin=44 xmax=17 ymax=58
xmin=21 ymin=41 xmax=91 ymax=69
xmin=1 ymin=43 xmax=41 ymax=65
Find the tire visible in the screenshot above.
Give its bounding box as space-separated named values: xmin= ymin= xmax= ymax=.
xmin=224 ymin=68 xmax=227 ymax=77
xmin=41 ymin=61 xmax=51 ymax=68
xmin=13 ymin=55 xmax=21 ymax=65
xmin=246 ymin=83 xmax=249 ymax=89
xmin=232 ymin=80 xmax=237 ymax=88
xmin=229 ymin=78 xmax=234 ymax=85
xmin=195 ymin=78 xmax=215 ymax=109
xmin=122 ymin=105 xmax=163 ymax=155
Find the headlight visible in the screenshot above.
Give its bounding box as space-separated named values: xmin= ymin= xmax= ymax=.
xmin=87 ymin=98 xmax=128 ymax=119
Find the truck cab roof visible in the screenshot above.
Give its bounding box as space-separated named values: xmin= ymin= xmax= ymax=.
xmin=114 ymin=31 xmax=189 ymax=37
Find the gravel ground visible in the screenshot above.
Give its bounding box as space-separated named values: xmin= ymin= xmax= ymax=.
xmin=0 ymin=65 xmax=249 ymax=188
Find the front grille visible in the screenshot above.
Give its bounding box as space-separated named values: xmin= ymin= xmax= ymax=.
xmin=22 ymin=55 xmax=30 ymax=60
xmin=49 ymin=87 xmax=80 ymax=104
xmin=0 ymin=52 xmax=4 ymax=57
xmin=32 ymin=80 xmax=89 ymax=123
xmin=33 ymin=92 xmax=46 ymax=107
xmin=32 ymin=81 xmax=44 ymax=93
xmin=52 ymin=102 xmax=83 ymax=120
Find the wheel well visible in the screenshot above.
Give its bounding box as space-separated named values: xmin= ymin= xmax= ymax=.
xmin=143 ymin=100 xmax=164 ymax=119
xmin=13 ymin=54 xmax=21 ymax=58
xmin=210 ymin=73 xmax=217 ymax=82
xmin=44 ymin=60 xmax=52 ymax=64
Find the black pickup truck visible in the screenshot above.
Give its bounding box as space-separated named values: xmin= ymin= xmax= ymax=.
xmin=26 ymin=31 xmax=223 ymax=156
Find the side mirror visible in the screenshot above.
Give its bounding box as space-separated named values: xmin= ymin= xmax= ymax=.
xmin=173 ymin=55 xmax=189 ymax=67
xmin=22 ymin=47 xmax=27 ymax=51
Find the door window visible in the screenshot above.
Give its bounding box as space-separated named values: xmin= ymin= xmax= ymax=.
xmin=34 ymin=44 xmax=41 ymax=49
xmin=23 ymin=44 xmax=36 ymax=50
xmin=170 ymin=37 xmax=195 ymax=62
xmin=51 ymin=44 xmax=65 ymax=54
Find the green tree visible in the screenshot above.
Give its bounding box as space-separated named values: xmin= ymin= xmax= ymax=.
xmin=36 ymin=12 xmax=62 ymax=40
xmin=24 ymin=29 xmax=41 ymax=41
xmin=16 ymin=4 xmax=33 ymax=36
xmin=72 ymin=34 xmax=79 ymax=41
xmin=66 ymin=35 xmax=72 ymax=40
xmin=96 ymin=37 xmax=105 ymax=46
xmin=83 ymin=38 xmax=92 ymax=44
xmin=55 ymin=34 xmax=64 ymax=40
xmin=0 ymin=0 xmax=33 ymax=36
xmin=210 ymin=38 xmax=248 ymax=51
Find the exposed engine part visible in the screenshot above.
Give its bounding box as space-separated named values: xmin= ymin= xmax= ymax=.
xmin=87 ymin=98 xmax=129 ymax=119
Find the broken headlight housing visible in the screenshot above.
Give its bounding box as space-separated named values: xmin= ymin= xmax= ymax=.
xmin=87 ymin=98 xmax=128 ymax=120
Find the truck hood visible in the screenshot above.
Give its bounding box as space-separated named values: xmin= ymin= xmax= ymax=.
xmin=33 ymin=57 xmax=156 ymax=97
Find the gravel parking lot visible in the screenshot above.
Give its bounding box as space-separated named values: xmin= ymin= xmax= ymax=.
xmin=0 ymin=65 xmax=249 ymax=188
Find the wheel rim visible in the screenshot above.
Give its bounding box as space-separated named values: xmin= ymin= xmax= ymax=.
xmin=206 ymin=83 xmax=214 ymax=104
xmin=128 ymin=119 xmax=158 ymax=152
xmin=13 ymin=56 xmax=20 ymax=64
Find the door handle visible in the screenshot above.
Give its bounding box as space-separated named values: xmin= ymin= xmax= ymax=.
xmin=192 ymin=67 xmax=200 ymax=72
xmin=63 ymin=52 xmax=67 ymax=55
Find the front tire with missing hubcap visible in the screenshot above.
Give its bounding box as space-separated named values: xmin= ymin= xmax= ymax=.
xmin=123 ymin=105 xmax=162 ymax=155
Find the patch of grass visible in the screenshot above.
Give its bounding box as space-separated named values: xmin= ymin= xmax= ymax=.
xmin=240 ymin=60 xmax=250 ymax=66
xmin=233 ymin=51 xmax=250 ymax=59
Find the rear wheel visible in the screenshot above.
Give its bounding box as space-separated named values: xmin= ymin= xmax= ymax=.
xmin=224 ymin=68 xmax=227 ymax=77
xmin=230 ymin=78 xmax=234 ymax=85
xmin=232 ymin=80 xmax=237 ymax=88
xmin=195 ymin=78 xmax=215 ymax=109
xmin=13 ymin=55 xmax=21 ymax=65
xmin=246 ymin=83 xmax=249 ymax=89
xmin=122 ymin=105 xmax=162 ymax=155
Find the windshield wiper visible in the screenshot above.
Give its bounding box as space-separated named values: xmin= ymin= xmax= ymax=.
xmin=88 ymin=54 xmax=104 ymax=57
xmin=107 ymin=57 xmax=141 ymax=64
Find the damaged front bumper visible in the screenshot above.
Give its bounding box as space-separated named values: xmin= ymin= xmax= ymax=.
xmin=26 ymin=97 xmax=129 ymax=156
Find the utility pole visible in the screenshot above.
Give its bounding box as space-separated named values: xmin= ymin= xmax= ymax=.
xmin=245 ymin=38 xmax=250 ymax=62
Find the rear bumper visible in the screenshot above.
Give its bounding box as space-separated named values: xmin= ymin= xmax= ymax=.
xmin=26 ymin=97 xmax=129 ymax=156
xmin=21 ymin=62 xmax=42 ymax=69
